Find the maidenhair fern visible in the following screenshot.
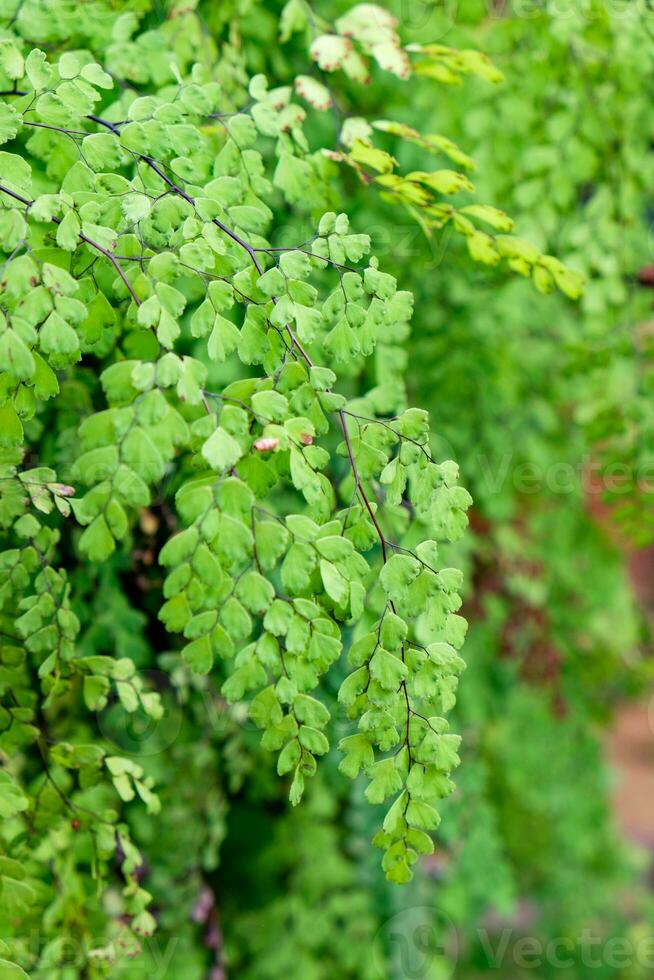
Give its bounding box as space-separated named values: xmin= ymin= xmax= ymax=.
xmin=0 ymin=0 xmax=584 ymax=970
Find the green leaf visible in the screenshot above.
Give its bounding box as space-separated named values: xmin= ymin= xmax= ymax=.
xmin=349 ymin=139 xmax=396 ymax=175
xmin=263 ymin=599 xmax=293 ymax=636
xmin=282 ymin=542 xmax=316 ymax=592
xmin=182 ymin=636 xmax=213 ymax=674
xmin=0 ymin=154 xmax=31 ymax=197
xmin=56 ymin=209 xmax=80 ymax=250
xmin=380 ymin=612 xmax=408 ymax=651
xmin=289 ymin=766 xmax=304 ymax=805
xmin=0 ymin=771 xmax=28 ymax=818
xmin=0 ymin=329 xmax=34 ymax=381
xmin=369 ymin=648 xmax=408 ymax=690
xmin=294 ymin=693 xmax=330 ymax=727
xmin=551 ymin=264 xmax=585 ymax=300
xmin=208 ymin=313 xmax=240 ymax=362
xmin=408 ymin=169 xmax=473 ymax=195
xmin=315 ymin=535 xmax=353 ymax=561
xmin=123 ymin=193 xmax=151 ymax=222
xmin=25 ymin=48 xmax=53 ymax=90
xmin=79 ymin=515 xmax=115 ymax=561
xmin=379 ymin=554 xmax=420 ymax=600
xmin=254 ymin=520 xmax=289 ymax=569
xmin=236 ymin=571 xmax=275 ymax=614
xmin=201 ymin=426 xmax=243 ymax=472
xmin=338 ymin=666 xmax=368 ymax=706
xmin=0 ymin=959 xmax=29 ymax=979
xmin=0 ymin=103 xmax=21 ymax=145
xmin=338 ymin=733 xmax=374 ymax=778
xmin=0 ymin=208 xmax=25 ymax=249
xmin=365 ymin=759 xmax=403 ymax=804
xmin=323 ymin=315 xmax=360 ymax=362
xmin=298 ymin=725 xmax=329 ymax=755
xmin=157 ymin=309 xmax=180 ymax=349
xmin=406 ymin=799 xmax=441 ymax=830
xmin=0 ymin=41 xmax=24 ymax=80
xmin=320 ymin=559 xmax=349 ymax=606
xmin=251 ymin=389 xmax=289 ymax=421
xmin=277 ymin=738 xmax=301 ymax=775
xmin=58 ymin=52 xmax=80 ymax=78
xmin=81 ymin=62 xmax=113 ymax=89
xmin=460 ymin=203 xmax=514 ymax=231
xmin=39 ymin=310 xmax=80 ymax=356
xmin=280 ymin=0 xmax=308 ymax=41
xmin=0 ymin=404 xmax=23 ymax=447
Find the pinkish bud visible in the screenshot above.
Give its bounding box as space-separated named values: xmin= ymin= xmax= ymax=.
xmin=253 ymin=437 xmax=280 ymax=452
xmin=51 ymin=483 xmax=76 ymax=497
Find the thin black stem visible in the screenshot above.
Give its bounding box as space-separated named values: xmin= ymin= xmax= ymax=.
xmin=0 ymin=182 xmax=141 ymax=306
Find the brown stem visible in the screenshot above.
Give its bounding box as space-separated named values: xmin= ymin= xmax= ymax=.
xmin=338 ymin=409 xmax=389 ymax=563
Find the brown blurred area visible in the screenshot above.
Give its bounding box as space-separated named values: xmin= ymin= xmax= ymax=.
xmin=586 ymin=457 xmax=654 ymax=848
xmin=607 ymin=702 xmax=654 ymax=849
xmin=606 ymin=543 xmax=654 ymax=847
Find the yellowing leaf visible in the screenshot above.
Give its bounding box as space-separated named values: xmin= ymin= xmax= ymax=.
xmin=349 ymin=138 xmax=396 ymax=174
xmin=310 ymin=34 xmax=352 ymax=72
xmin=295 ymin=75 xmax=332 ymax=111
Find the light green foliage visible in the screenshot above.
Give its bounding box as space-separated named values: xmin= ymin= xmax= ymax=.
xmin=279 ymin=1 xmax=584 ymax=298
xmin=0 ymin=0 xmax=648 ymax=977
xmin=0 ymin=0 xmax=483 ymax=971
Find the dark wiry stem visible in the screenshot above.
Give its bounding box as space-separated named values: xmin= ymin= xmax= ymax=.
xmin=3 ymin=92 xmax=265 ymax=270
xmin=0 ymin=182 xmax=141 ymax=306
xmin=1 ymin=97 xmax=394 ymax=561
xmin=338 ymin=408 xmax=389 ymax=563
